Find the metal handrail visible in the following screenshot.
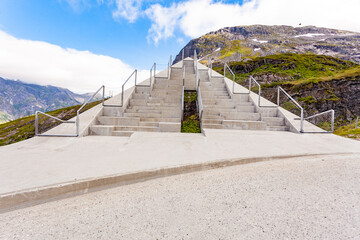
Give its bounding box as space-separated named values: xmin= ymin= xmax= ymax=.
xmin=277 ymin=86 xmax=304 ymax=132
xmin=183 ymin=65 xmax=186 ymax=86
xmin=224 ymin=63 xmax=238 ymax=94
xmin=168 ymin=55 xmax=172 ymax=79
xmin=194 ymin=49 xmax=197 ymax=69
xmin=194 ymin=50 xmax=199 ymax=90
xmin=249 ymin=76 xmax=261 ymax=106
xmin=197 ymin=86 xmax=204 ymax=131
xmin=36 ymin=85 xmax=106 ymax=137
xmin=36 ymin=70 xmax=138 ymax=137
xmin=208 ymin=57 xmax=212 ymax=78
xmin=136 ymin=63 xmax=155 ymax=88
xmin=302 ymin=110 xmax=335 ymax=133
xmin=181 ymin=85 xmax=185 ymax=123
xmin=182 ymin=49 xmax=184 ymax=68
xmin=35 ymin=111 xmax=77 ymax=137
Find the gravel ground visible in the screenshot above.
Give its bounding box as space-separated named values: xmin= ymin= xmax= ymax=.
xmin=1 ymin=154 xmax=360 ymax=240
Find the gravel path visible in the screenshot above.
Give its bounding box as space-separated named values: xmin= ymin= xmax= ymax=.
xmin=1 ymin=154 xmax=360 ymax=239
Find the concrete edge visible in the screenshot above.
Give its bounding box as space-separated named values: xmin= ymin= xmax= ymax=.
xmin=0 ymin=152 xmax=354 ymax=214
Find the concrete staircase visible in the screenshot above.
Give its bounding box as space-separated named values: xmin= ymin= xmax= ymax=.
xmin=89 ymin=70 xmax=183 ymax=137
xmin=88 ymin=57 xmax=289 ymax=136
xmin=196 ymin=62 xmax=289 ymax=131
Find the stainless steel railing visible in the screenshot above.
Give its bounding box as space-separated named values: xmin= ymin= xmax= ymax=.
xmin=208 ymin=57 xmax=212 ymax=79
xmin=182 ymin=49 xmax=184 ymax=68
xmin=35 ymin=111 xmax=77 ymax=137
xmin=197 ymin=86 xmax=204 ymax=131
xmin=168 ymin=55 xmax=172 ymax=79
xmin=136 ymin=63 xmax=155 ymax=88
xmin=224 ymin=63 xmax=239 ymax=94
xmin=194 ymin=49 xmax=199 ymax=90
xmin=181 ymin=85 xmax=185 ymax=123
xmin=302 ymin=110 xmax=335 ymax=133
xmin=36 ymin=84 xmax=106 ymax=137
xmin=117 ymin=69 xmax=137 ymax=108
xmin=183 ymin=64 xmax=186 ymax=86
xmin=277 ymin=86 xmax=304 ymax=132
xmin=36 ymin=70 xmax=138 ymax=137
xmin=249 ymin=76 xmax=261 ymax=106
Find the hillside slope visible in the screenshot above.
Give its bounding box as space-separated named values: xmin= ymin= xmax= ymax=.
xmin=174 ymin=25 xmax=360 ymax=64
xmin=0 ymin=77 xmax=95 ymax=123
xmin=0 ymin=100 xmax=101 ymax=147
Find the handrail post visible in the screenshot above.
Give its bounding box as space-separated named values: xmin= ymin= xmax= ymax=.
xmin=102 ymin=86 xmax=105 ymax=106
xmin=300 ymin=111 xmax=303 ymax=132
xmin=249 ymin=77 xmax=251 ymax=94
xmin=277 ymin=87 xmax=280 ymax=106
xmin=121 ymin=84 xmax=124 ymax=107
xmin=76 ymin=114 xmax=79 ymax=136
xmin=35 ymin=111 xmax=39 ymax=136
xmin=182 ymin=49 xmax=184 ymax=68
xmin=331 ymin=110 xmax=335 ymax=132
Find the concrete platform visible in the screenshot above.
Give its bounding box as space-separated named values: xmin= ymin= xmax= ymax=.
xmin=1 ymin=129 xmax=360 ymax=212
xmin=2 ymin=154 xmax=360 ymax=239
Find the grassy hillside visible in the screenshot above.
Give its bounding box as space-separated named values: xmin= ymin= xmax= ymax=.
xmin=0 ymin=100 xmax=102 ymax=147
xmin=213 ymin=53 xmax=358 ymax=82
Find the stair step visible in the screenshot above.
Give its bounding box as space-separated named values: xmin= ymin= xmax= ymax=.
xmin=112 ymin=131 xmax=134 ymax=137
xmin=262 ymin=117 xmax=285 ymax=126
xmin=222 ymin=112 xmax=261 ymax=121
xmin=266 ymin=126 xmax=289 ymax=131
xmin=114 ymin=126 xmax=159 ymax=132
xmin=202 ymin=124 xmax=224 ymax=129
xmin=202 ymin=119 xmax=223 ymax=124
xmin=222 ymin=120 xmax=267 ymax=130
xmin=98 ymin=116 xmax=139 ymax=125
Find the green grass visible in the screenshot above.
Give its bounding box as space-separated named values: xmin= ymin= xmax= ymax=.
xmin=214 ymin=53 xmax=358 ymax=85
xmin=218 ymin=40 xmax=252 ymax=59
xmin=334 ymin=123 xmax=360 ymax=140
xmin=181 ymin=115 xmax=201 ymax=133
xmin=0 ymin=100 xmax=102 ymax=147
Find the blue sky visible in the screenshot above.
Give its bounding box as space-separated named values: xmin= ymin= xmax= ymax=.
xmin=0 ymin=0 xmax=184 ymax=69
xmin=0 ymin=0 xmax=359 ymax=93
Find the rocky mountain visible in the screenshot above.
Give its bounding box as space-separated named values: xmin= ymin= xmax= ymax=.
xmin=174 ymin=25 xmax=360 ymax=64
xmin=0 ymin=77 xmax=94 ymax=123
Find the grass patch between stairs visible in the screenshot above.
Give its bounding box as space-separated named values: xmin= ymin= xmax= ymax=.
xmin=181 ymin=91 xmax=201 ymax=133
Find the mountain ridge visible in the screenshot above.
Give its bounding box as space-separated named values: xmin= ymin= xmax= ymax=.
xmin=174 ymin=25 xmax=360 ymax=64
xmin=0 ymin=77 xmax=94 ymax=123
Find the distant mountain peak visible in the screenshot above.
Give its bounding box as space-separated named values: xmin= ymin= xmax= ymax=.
xmin=174 ymin=25 xmax=360 ymax=64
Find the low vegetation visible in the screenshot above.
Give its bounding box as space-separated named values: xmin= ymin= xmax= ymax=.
xmin=181 ymin=91 xmax=201 ymax=133
xmin=214 ymin=53 xmax=358 ymax=84
xmin=0 ymin=100 xmax=102 ymax=147
xmin=334 ymin=123 xmax=360 ymax=141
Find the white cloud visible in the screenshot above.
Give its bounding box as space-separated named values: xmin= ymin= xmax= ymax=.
xmin=0 ymin=30 xmax=148 ymax=94
xmin=112 ymin=0 xmax=143 ymax=23
xmin=145 ymin=0 xmax=360 ymax=43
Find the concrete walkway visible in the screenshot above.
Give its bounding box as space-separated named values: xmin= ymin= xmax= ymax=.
xmin=1 ymin=153 xmax=360 ymax=239
xmin=1 ymin=128 xmax=360 ymax=211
